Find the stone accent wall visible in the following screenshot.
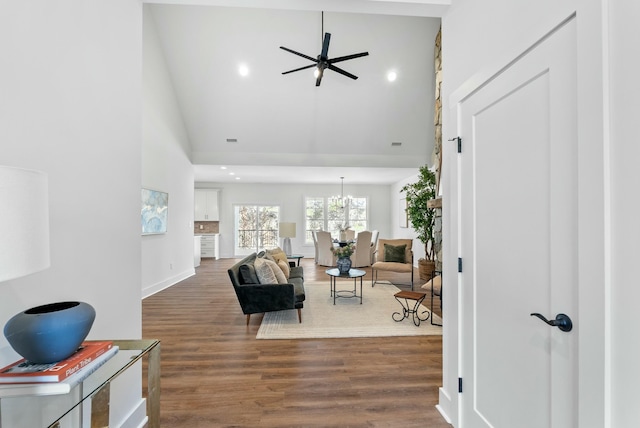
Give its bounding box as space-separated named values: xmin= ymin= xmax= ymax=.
xmin=431 ymin=28 xmax=443 ymax=273
xmin=432 ymin=27 xmax=442 ymax=191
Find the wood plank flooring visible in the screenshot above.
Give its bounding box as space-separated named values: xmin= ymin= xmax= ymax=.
xmin=142 ymin=257 xmax=450 ymax=427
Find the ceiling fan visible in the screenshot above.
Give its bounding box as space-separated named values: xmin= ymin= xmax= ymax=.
xmin=280 ymin=12 xmax=369 ymax=87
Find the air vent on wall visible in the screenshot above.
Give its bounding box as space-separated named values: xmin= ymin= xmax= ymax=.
xmin=226 ymin=138 xmax=238 ymax=143
xmin=391 ymin=142 xmax=402 ymax=147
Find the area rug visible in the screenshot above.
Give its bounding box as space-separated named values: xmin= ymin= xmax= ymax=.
xmin=256 ymin=280 xmax=442 ymax=339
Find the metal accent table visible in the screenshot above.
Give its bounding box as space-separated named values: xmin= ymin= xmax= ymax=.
xmin=392 ymin=291 xmax=430 ymax=326
xmin=286 ymin=254 xmax=304 ymax=266
xmin=326 ymin=268 xmax=366 ymax=304
xmin=0 ymin=339 xmax=160 ymax=428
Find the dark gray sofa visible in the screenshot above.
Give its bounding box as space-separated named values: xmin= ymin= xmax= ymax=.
xmin=227 ymin=252 xmax=305 ymax=325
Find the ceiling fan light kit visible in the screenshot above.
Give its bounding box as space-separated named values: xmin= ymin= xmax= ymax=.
xmin=280 ymin=12 xmax=369 ymax=87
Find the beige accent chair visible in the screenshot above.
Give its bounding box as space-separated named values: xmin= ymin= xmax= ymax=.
xmin=351 ymin=230 xmax=372 ymax=268
xmin=311 ymin=230 xmax=319 ymax=264
xmin=370 ymin=230 xmax=379 ymax=265
xmin=316 ymin=231 xmax=336 ymax=267
xmin=371 ymin=238 xmax=414 ymax=290
xmin=344 ymin=229 xmax=356 ymax=241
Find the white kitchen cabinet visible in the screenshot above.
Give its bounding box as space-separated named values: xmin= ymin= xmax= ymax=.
xmin=194 ymin=236 xmax=201 ymax=267
xmin=194 ymin=189 xmax=219 ymax=221
xmin=200 ymin=234 xmax=219 ymax=259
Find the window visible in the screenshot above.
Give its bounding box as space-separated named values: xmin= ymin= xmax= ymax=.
xmin=234 ymin=205 xmax=279 ymax=256
xmin=305 ymin=197 xmax=368 ymax=243
xmin=305 ymin=197 xmax=324 ymax=243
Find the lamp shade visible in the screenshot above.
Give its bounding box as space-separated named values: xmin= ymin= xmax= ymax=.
xmin=0 ymin=166 xmax=50 ymax=282
xmin=278 ymin=222 xmax=296 ymax=238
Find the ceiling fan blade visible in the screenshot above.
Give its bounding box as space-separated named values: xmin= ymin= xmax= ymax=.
xmin=330 ymin=51 xmax=369 ymax=64
xmin=279 ymin=46 xmax=317 ymax=63
xmin=320 ymin=32 xmax=331 ymax=59
xmin=282 ymin=64 xmax=318 ymax=75
xmin=328 ymin=64 xmax=358 ymax=80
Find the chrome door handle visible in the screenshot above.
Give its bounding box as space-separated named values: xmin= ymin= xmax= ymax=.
xmin=530 ymin=313 xmax=573 ymax=332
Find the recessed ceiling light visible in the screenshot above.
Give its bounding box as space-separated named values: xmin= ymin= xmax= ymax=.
xmin=238 ymin=64 xmax=249 ymax=77
xmin=387 ymin=71 xmax=397 ymax=82
xmin=229 ymin=172 xmax=235 ymax=176
xmin=220 ymin=166 xmax=227 ymax=170
xmin=235 ymin=177 xmax=241 ymax=180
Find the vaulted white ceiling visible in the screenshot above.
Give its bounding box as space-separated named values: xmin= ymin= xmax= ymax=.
xmin=145 ymin=1 xmax=443 ymax=183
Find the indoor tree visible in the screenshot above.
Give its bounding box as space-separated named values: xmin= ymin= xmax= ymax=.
xmin=400 ymin=165 xmax=437 ymax=280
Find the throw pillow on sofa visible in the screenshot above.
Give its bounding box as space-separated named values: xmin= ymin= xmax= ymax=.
xmin=254 ymin=257 xmax=277 ymax=284
xmin=384 ymin=244 xmax=407 ymax=263
xmin=267 ymin=247 xmax=288 ymax=265
xmin=239 ymin=263 xmax=260 ymax=284
xmin=263 ymin=258 xmax=288 ymax=284
xmin=276 ymin=259 xmax=291 ymax=279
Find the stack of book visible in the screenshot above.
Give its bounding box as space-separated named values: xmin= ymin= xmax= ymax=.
xmin=0 ymin=340 xmax=118 ymax=396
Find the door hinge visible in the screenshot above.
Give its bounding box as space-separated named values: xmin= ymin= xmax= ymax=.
xmin=458 ymin=257 xmax=463 ymax=273
xmin=458 ymin=377 xmax=463 ymax=393
xmin=449 ymin=136 xmax=462 ymax=153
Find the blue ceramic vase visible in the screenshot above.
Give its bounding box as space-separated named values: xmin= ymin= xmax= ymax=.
xmin=336 ymin=257 xmax=352 ymax=274
xmin=4 ymin=301 xmax=96 ymax=364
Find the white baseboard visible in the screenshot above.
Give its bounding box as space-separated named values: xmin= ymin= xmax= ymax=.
xmin=142 ymin=268 xmax=194 ymax=299
xmin=437 ymin=386 xmax=455 ymax=425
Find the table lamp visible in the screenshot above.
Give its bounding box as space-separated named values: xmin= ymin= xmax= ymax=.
xmin=278 ymin=222 xmax=296 ymax=256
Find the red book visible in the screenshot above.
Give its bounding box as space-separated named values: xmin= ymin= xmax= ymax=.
xmin=0 ymin=340 xmax=113 ymax=384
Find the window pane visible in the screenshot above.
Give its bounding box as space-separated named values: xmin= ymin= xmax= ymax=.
xmin=305 ymin=198 xmax=324 ymax=244
xmin=235 ymin=204 xmax=280 ymax=255
xmin=304 ymin=196 xmax=367 ymax=241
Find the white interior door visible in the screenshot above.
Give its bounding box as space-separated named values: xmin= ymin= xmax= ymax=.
xmin=459 ymin=18 xmax=578 ymax=427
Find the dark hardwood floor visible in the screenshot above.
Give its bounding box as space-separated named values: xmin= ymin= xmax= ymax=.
xmin=142 ymin=257 xmax=450 ymax=427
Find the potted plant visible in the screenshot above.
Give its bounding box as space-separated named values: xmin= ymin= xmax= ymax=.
xmin=400 ymin=165 xmax=437 ymax=281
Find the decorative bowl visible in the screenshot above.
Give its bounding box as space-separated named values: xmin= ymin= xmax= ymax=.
xmin=4 ymin=301 xmax=96 ymax=364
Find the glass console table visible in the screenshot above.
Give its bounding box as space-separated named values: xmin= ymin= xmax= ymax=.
xmin=0 ymin=339 xmax=160 ymax=428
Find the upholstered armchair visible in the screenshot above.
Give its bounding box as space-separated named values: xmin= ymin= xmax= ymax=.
xmin=316 ymin=231 xmax=336 ymax=266
xmin=371 ymin=238 xmax=414 ymax=290
xmin=370 ymin=230 xmax=379 ymax=265
xmin=351 ymin=230 xmax=372 ymax=267
xmin=311 ymin=230 xmax=319 ymax=263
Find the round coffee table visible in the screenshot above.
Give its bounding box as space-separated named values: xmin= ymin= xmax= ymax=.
xmin=325 ymin=268 xmax=366 ymax=305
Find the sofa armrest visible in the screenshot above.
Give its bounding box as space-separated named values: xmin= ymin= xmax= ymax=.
xmin=234 ymin=283 xmax=296 ymax=315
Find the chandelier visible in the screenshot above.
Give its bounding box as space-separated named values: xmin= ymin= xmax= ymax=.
xmin=332 ymin=177 xmax=353 ymax=209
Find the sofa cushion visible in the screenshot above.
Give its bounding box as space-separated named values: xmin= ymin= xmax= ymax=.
xmin=239 ymin=263 xmax=259 ymax=284
xmin=254 ymin=257 xmax=277 ymax=284
xmin=384 ymin=243 xmax=407 ymax=263
xmin=289 ymin=266 xmax=303 ymax=280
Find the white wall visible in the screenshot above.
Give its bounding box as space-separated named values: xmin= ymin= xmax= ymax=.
xmin=609 ymin=2 xmax=640 ymax=426
xmin=142 ymin=6 xmax=196 ymax=298
xmin=196 ymin=181 xmax=397 ymax=258
xmin=0 ymin=1 xmax=143 ymax=426
xmin=393 ymin=172 xmax=427 ymax=262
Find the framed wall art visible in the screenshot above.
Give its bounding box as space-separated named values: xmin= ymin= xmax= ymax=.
xmin=141 ymin=188 xmax=168 ymax=235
